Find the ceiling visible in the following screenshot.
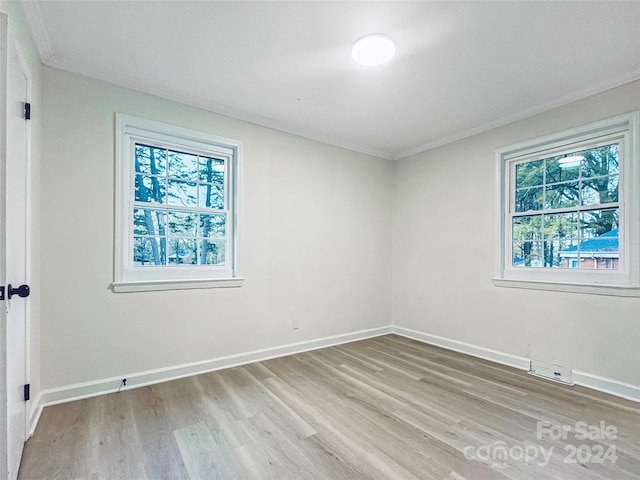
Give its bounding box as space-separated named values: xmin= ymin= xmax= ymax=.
xmin=21 ymin=1 xmax=640 ymax=160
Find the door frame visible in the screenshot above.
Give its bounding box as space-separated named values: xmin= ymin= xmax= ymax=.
xmin=0 ymin=11 xmax=10 ymax=479
xmin=0 ymin=12 xmax=33 ymax=479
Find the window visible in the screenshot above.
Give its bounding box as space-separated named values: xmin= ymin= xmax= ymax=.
xmin=113 ymin=114 xmax=243 ymax=292
xmin=495 ymin=112 xmax=639 ymax=296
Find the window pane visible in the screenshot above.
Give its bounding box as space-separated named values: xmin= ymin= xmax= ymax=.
xmin=544 ymin=181 xmax=579 ymax=209
xmin=199 ymin=157 xmax=225 ymax=184
xmin=515 ymin=160 xmax=543 ymax=188
xmin=200 ymin=213 xmax=226 ymax=239
xmin=513 ymin=216 xmax=543 ymax=267
xmin=199 ymin=183 xmax=224 ymax=209
xmin=135 ymin=144 xmax=166 ymax=175
xmin=133 ymin=236 xmax=165 ymax=265
xmin=133 ymin=208 xmax=166 ymax=236
xmin=581 ymin=143 xmax=619 ymax=177
xmin=544 ymin=239 xmax=579 ymax=268
xmin=167 ymin=210 xmax=197 ymax=237
xmin=168 ymin=180 xmax=198 ymax=207
xmin=200 ymin=239 xmax=226 ymax=265
xmin=578 ymin=225 xmax=619 ymax=270
xmin=515 ymin=187 xmax=543 ymax=212
xmin=581 ymin=208 xmax=619 ymax=238
xmin=581 ymin=175 xmax=618 ymax=206
xmin=543 ymin=212 xmax=578 ymax=240
xmin=169 ymin=150 xmax=198 ymax=180
xmin=545 ymin=156 xmax=579 ymax=183
xmin=168 ymin=150 xmax=198 ymax=179
xmin=513 ymin=215 xmax=542 ymax=242
xmin=135 ymin=175 xmax=166 ymax=203
xmin=513 ymin=241 xmax=543 ymax=267
xmin=167 ymin=238 xmax=197 ymax=265
xmin=577 ymin=208 xmax=619 ymax=270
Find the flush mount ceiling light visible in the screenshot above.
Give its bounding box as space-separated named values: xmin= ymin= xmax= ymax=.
xmin=558 ymin=155 xmax=584 ymax=168
xmin=351 ymin=33 xmax=396 ymax=66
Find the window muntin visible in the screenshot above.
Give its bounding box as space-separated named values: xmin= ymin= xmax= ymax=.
xmin=114 ymin=114 xmax=242 ymax=291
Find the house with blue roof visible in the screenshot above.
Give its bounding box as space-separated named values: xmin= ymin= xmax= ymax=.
xmin=559 ymin=228 xmax=619 ymax=269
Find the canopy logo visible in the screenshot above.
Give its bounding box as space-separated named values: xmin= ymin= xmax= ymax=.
xmin=463 ymin=441 xmax=553 ymax=469
xmin=463 ymin=421 xmax=618 ymax=470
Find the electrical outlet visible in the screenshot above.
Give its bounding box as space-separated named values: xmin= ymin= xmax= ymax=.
xmin=292 ymin=317 xmax=300 ymax=330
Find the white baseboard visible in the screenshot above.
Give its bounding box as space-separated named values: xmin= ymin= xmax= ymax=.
xmin=391 ymin=326 xmax=531 ymax=371
xmin=572 ymin=370 xmax=640 ymax=403
xmin=28 ymin=392 xmax=43 ymax=436
xmin=391 ymin=326 xmax=640 ymax=403
xmin=30 ymin=325 xmax=392 ymax=433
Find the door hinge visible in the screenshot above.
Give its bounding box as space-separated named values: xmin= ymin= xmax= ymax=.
xmin=0 ymin=286 xmax=4 ymax=301
xmin=24 ymin=384 xmax=30 ymax=402
xmin=24 ymin=102 xmax=31 ymax=120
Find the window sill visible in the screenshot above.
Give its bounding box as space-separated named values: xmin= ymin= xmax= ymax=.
xmin=492 ymin=278 xmax=640 ymax=297
xmin=112 ymin=277 xmax=245 ymax=293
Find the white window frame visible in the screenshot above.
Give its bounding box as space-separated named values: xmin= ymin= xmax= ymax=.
xmin=113 ymin=114 xmax=243 ymax=292
xmin=494 ymin=112 xmax=640 ymax=297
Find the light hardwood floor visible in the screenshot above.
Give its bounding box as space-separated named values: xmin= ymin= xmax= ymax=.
xmin=19 ymin=335 xmax=640 ymax=479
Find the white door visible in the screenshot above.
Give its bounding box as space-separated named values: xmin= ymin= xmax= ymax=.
xmin=1 ymin=23 xmax=31 ymax=480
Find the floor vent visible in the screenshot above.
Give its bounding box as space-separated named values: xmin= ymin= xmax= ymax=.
xmin=528 ymin=360 xmax=574 ymax=385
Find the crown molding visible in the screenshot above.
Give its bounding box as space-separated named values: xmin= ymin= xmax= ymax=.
xmin=18 ymin=0 xmax=53 ymax=62
xmin=393 ymin=70 xmax=640 ymax=161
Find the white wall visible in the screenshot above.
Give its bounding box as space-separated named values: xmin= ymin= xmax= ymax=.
xmin=392 ymin=80 xmax=640 ymax=388
xmin=40 ymin=67 xmax=392 ymax=389
xmin=37 ymin=60 xmax=640 ymax=396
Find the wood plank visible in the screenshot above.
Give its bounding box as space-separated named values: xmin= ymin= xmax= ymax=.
xmin=174 ymin=421 xmax=245 ymax=480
